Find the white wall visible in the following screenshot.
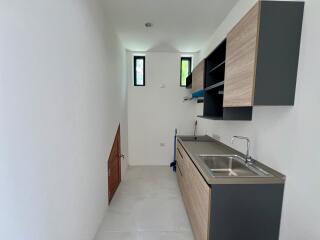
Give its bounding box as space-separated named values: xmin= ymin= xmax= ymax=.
xmin=196 ymin=0 xmax=320 ymax=239
xmin=127 ymin=51 xmax=198 ymax=166
xmin=0 ymin=1 xmax=127 ymax=240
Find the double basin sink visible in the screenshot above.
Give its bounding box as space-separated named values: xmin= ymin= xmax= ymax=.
xmin=199 ymin=154 xmax=272 ymax=178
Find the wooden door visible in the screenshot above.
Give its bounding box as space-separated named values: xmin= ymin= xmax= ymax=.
xmin=224 ymin=2 xmax=260 ymax=107
xmin=108 ymin=126 xmax=121 ymax=204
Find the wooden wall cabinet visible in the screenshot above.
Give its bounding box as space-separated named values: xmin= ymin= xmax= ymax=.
xmin=192 ymin=60 xmax=205 ymax=93
xmin=192 ymin=1 xmax=304 ymax=120
xmin=224 ymin=1 xmax=304 ymax=107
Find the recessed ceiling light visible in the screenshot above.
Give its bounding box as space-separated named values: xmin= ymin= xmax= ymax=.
xmin=145 ymin=22 xmax=153 ymax=28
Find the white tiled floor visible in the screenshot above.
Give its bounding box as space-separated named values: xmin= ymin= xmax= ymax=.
xmin=95 ymin=166 xmax=195 ymax=240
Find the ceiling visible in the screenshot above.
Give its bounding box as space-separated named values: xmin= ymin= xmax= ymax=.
xmin=102 ymin=0 xmax=238 ymax=52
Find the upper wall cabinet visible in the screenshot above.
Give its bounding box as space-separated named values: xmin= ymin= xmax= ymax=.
xmin=192 ymin=60 xmax=205 ymax=93
xmin=224 ymin=1 xmax=304 ymax=107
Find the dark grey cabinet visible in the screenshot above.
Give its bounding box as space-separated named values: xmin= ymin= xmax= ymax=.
xmin=224 ymin=1 xmax=304 ymax=107
xmin=199 ymin=1 xmax=304 ymax=121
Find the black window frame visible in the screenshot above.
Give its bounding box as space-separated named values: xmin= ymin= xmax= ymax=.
xmin=133 ymin=56 xmax=145 ymax=86
xmin=180 ymin=57 xmax=192 ymax=87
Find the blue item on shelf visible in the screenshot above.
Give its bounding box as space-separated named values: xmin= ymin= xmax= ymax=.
xmin=192 ymin=89 xmax=205 ymax=98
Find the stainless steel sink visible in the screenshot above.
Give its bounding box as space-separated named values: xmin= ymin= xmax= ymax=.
xmin=199 ymin=154 xmax=271 ymax=177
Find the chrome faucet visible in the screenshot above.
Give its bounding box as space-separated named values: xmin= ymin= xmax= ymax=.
xmin=231 ymin=136 xmax=253 ymax=163
xmin=193 ymin=120 xmax=198 ymax=139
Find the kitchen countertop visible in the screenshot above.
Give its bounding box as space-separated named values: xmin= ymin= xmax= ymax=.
xmin=177 ymin=135 xmax=286 ymax=184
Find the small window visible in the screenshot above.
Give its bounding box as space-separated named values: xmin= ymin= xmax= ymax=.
xmin=134 ymin=56 xmax=145 ymax=86
xmin=180 ymin=57 xmax=192 ymax=87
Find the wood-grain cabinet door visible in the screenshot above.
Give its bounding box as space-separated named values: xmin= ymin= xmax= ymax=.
xmin=176 ymin=144 xmax=185 ymax=194
xmin=183 ymin=154 xmax=211 ymax=240
xmin=192 ymin=60 xmax=205 ymax=93
xmin=224 ymin=2 xmax=260 ymax=107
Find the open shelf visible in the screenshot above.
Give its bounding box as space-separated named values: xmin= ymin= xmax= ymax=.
xmin=203 ymin=90 xmax=224 ymax=119
xmin=199 ymin=38 xmax=253 ymax=121
xmin=202 ymin=39 xmax=227 ymax=119
xmin=199 ymin=107 xmax=253 ymax=121
xmin=208 ymin=61 xmax=225 ymax=74
xmin=197 ymin=115 xmax=223 ymax=120
xmin=204 ymin=81 xmax=224 ymax=91
xmin=205 ymin=40 xmax=226 ymax=89
xmin=206 ymin=40 xmax=226 ymax=73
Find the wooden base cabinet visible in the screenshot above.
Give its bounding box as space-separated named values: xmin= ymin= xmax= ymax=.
xmin=176 ymin=140 xmax=285 ymax=240
xmin=209 ymin=184 xmax=284 ymax=240
xmin=176 ymin=141 xmax=210 ymax=240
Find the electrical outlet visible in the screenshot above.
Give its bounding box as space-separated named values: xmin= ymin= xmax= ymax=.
xmin=160 ymin=143 xmax=165 ymax=147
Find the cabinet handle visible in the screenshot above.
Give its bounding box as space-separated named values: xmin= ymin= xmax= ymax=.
xmin=177 ymin=162 xmax=183 ymax=176
xmin=177 ymin=148 xmax=183 ymax=159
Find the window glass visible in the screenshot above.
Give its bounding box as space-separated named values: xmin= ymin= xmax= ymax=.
xmin=134 ymin=56 xmax=145 ymax=86
xmin=180 ymin=57 xmax=192 ymax=86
